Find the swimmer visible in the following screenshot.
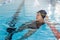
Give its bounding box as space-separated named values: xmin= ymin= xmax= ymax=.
xmin=5 ymin=10 xmax=48 ymax=40
xmin=16 ymin=10 xmax=47 ymax=40
xmin=18 ymin=10 xmax=60 ymax=40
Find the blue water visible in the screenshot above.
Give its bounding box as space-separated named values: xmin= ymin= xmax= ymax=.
xmin=0 ymin=0 xmax=58 ymax=40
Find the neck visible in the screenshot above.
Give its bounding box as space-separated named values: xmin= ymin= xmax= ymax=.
xmin=36 ymin=20 xmax=44 ymax=25
xmin=36 ymin=20 xmax=44 ymax=23
xmin=36 ymin=20 xmax=44 ymax=28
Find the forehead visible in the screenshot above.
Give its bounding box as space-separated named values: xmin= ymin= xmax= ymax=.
xmin=36 ymin=13 xmax=41 ymax=16
xmin=37 ymin=12 xmax=41 ymax=15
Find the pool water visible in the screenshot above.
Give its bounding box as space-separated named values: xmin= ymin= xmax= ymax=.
xmin=0 ymin=0 xmax=60 ymax=40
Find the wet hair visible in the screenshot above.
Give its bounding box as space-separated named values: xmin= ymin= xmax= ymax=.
xmin=37 ymin=10 xmax=47 ymax=19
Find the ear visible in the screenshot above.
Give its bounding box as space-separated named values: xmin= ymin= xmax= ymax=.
xmin=45 ymin=15 xmax=48 ymax=18
xmin=44 ymin=15 xmax=49 ymax=21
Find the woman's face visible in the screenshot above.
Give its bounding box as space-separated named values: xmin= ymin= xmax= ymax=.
xmin=36 ymin=13 xmax=44 ymax=23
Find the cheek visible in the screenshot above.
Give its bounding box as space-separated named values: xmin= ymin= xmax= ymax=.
xmin=36 ymin=16 xmax=40 ymax=19
xmin=36 ymin=16 xmax=41 ymax=20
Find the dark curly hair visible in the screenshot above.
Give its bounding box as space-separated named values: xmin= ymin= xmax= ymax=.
xmin=37 ymin=10 xmax=47 ymax=18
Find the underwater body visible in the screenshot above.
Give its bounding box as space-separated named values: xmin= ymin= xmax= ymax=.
xmin=0 ymin=0 xmax=60 ymax=40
